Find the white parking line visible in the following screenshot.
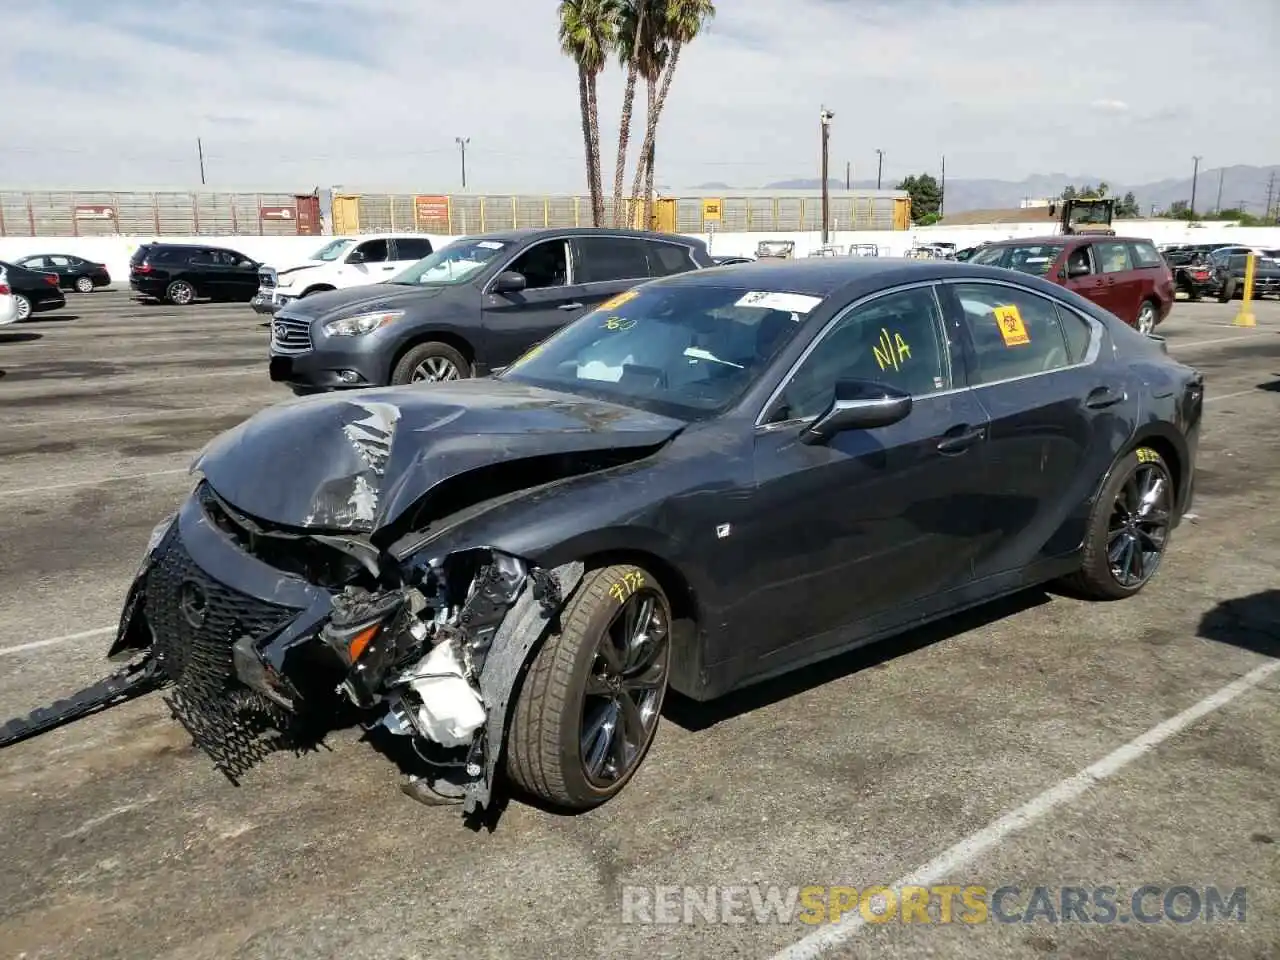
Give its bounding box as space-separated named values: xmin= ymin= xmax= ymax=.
xmin=769 ymin=657 xmax=1280 ymax=959
xmin=0 ymin=467 xmax=189 ymax=498
xmin=1205 ymin=387 xmax=1264 ymax=404
xmin=1 ymin=404 xmax=251 ymax=428
xmin=0 ymin=627 xmax=114 ymax=657
xmin=1170 ymin=332 xmax=1272 ymax=349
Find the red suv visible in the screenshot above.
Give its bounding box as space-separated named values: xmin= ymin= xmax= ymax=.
xmin=969 ymin=236 xmax=1174 ymax=334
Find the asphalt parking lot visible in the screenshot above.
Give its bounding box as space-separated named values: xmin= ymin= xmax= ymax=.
xmin=1 ymin=291 xmax=1277 ymax=960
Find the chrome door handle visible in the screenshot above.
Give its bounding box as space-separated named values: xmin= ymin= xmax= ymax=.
xmin=559 ymin=302 xmax=584 ymax=311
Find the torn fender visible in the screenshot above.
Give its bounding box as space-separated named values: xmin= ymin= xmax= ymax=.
xmin=463 ymin=559 xmax=585 ymax=813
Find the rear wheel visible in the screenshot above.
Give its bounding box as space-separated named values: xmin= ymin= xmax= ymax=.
xmin=74 ymin=275 xmax=95 ymax=293
xmin=1136 ymin=300 xmax=1157 ymax=335
xmin=166 ymin=280 xmax=195 ymax=305
xmin=1217 ymin=278 xmax=1236 ymax=303
xmin=506 ymin=564 xmax=672 ymax=810
xmin=13 ymin=295 xmax=32 ymax=321
xmin=391 ymin=341 xmax=470 ymax=385
xmin=1064 ymin=447 xmax=1174 ymax=600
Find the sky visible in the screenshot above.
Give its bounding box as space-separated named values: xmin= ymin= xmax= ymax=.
xmin=3 ymin=0 xmax=1278 ymax=193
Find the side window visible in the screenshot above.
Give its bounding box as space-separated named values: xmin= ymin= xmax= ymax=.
xmin=574 ymin=236 xmax=652 ymax=283
xmin=188 ymin=251 xmax=214 ymax=265
xmin=954 ymin=283 xmax=1072 ymax=385
xmin=1095 ymin=242 xmax=1133 ymax=274
xmin=48 ymin=256 xmax=70 ymax=267
xmin=507 ymin=240 xmax=569 ymax=289
xmin=1053 ymin=305 xmax=1094 ymax=364
xmin=1065 ymin=245 xmax=1093 ymax=275
xmin=647 ymin=241 xmax=696 ymax=277
xmin=353 ymin=239 xmax=388 ymax=263
xmin=21 ymin=256 xmax=46 ymax=268
xmin=395 ymin=237 xmax=433 ymax=260
xmin=1129 ymin=242 xmax=1163 ymax=268
xmin=768 ymin=287 xmax=951 ymax=423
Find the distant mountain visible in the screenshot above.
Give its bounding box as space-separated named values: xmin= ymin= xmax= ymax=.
xmin=754 ymin=165 xmax=1280 ymax=215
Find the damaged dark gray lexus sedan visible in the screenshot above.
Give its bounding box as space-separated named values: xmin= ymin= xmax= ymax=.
xmin=103 ymin=257 xmax=1203 ymax=815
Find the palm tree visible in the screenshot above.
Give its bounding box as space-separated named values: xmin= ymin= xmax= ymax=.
xmin=558 ymin=1 xmax=618 ymax=225
xmin=629 ymin=0 xmax=715 ymax=227
xmin=611 ymin=1 xmax=650 ymax=227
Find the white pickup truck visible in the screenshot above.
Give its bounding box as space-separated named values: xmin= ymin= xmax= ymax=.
xmin=251 ymin=233 xmax=436 ymax=314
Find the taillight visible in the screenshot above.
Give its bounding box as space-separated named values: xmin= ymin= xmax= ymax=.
xmin=44 ymin=274 xmax=59 ymax=286
xmin=0 ymin=283 xmax=9 ymax=295
xmin=133 ymin=262 xmax=152 ymax=274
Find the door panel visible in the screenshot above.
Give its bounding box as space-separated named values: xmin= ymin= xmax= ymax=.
xmin=730 ymin=284 xmax=994 ymax=662
xmin=1061 ymin=243 xmax=1114 ymax=312
xmin=481 ymin=239 xmax=583 ymax=367
xmin=943 ymin=280 xmax=1136 ymax=575
xmin=1092 ymin=240 xmax=1143 ymax=323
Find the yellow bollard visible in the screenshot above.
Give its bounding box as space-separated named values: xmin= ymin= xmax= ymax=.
xmin=1233 ymin=252 xmax=1257 ymax=327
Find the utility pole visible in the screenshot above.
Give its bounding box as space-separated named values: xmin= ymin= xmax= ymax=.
xmin=819 ymin=107 xmax=834 ymax=244
xmin=940 ymin=154 xmax=946 ymax=218
xmin=1214 ymin=167 xmax=1224 ymax=213
xmin=875 ymin=149 xmax=884 ymax=190
xmin=1264 ymin=171 xmax=1275 ymax=221
xmin=845 ymin=161 xmax=850 ymax=191
xmin=1188 ymin=155 xmax=1202 ymax=219
xmin=455 ymin=137 xmax=470 ymax=189
xmin=197 ymin=138 xmax=206 ymax=185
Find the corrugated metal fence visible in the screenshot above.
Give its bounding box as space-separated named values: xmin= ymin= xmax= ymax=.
xmin=0 ymin=189 xmax=909 ymax=237
xmin=0 ymin=191 xmax=317 ymax=237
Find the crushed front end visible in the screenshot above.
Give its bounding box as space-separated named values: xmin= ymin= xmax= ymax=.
xmin=114 ymin=480 xmax=581 ymax=814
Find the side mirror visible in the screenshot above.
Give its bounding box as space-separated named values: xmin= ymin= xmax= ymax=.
xmin=493 ymin=271 xmax=527 ymax=294
xmin=800 ymin=379 xmax=912 ymax=445
xmin=346 ymin=250 xmax=366 ymax=264
xmin=1066 ymin=262 xmax=1090 ymax=278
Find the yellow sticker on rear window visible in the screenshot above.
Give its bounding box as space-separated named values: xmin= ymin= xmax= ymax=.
xmin=598 ymin=290 xmax=638 ymax=312
xmin=993 ymin=304 xmax=1030 ymax=346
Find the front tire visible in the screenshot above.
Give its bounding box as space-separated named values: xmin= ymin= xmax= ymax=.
xmin=74 ymin=275 xmax=95 ymax=294
xmin=1218 ymin=278 xmax=1236 ymax=303
xmin=390 ymin=341 xmax=470 ymax=384
xmin=506 ymin=564 xmax=672 ymax=810
xmin=166 ymin=280 xmax=195 ymax=305
xmin=1065 ymin=446 xmax=1175 ymax=600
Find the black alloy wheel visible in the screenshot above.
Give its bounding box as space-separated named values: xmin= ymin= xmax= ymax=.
xmin=1105 ymin=456 xmax=1172 ymax=589
xmin=506 ymin=564 xmax=672 ymax=810
xmin=580 ymin=586 xmax=670 ymax=788
xmin=1066 ymin=446 xmax=1175 ymax=600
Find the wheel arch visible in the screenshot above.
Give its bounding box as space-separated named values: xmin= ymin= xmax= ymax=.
xmin=1091 ymin=426 xmax=1188 ymax=515
xmin=299 ymin=283 xmax=335 ymax=297
xmin=388 ymin=330 xmax=477 ymax=380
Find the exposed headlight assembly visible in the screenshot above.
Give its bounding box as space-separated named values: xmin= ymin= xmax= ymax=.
xmin=323 ymin=310 xmax=404 ymax=337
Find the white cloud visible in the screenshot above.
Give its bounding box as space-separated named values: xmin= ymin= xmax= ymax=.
xmin=2 ymin=0 xmax=1277 ymax=192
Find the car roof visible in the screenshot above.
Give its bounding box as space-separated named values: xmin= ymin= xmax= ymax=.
xmin=651 ymin=255 xmax=1044 ymax=298
xmin=983 ymin=235 xmax=1155 ymax=247
xmin=459 ymin=227 xmax=706 ymax=246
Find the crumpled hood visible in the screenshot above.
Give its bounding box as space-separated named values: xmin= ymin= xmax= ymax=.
xmin=192 ymin=378 xmax=685 ymax=535
xmin=275 ymin=283 xmax=449 ymax=321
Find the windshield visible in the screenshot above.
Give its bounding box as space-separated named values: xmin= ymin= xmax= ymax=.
xmin=499 ymin=283 xmax=825 ymax=419
xmin=971 ymin=243 xmax=1063 ymax=276
xmin=389 ymin=238 xmax=512 ymax=285
xmin=309 ymin=239 xmax=354 ymax=262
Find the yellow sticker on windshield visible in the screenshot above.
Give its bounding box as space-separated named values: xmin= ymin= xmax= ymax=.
xmin=993 ymin=304 xmax=1030 ymax=346
xmin=602 ymin=316 xmax=636 ymax=331
xmin=599 ymin=290 xmax=638 ymax=312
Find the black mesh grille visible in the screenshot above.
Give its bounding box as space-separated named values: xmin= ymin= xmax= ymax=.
xmin=145 ymin=529 xmax=305 ymax=783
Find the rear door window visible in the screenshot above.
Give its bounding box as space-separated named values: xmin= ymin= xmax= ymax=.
xmin=952 ymin=282 xmax=1074 ymax=385
xmin=573 ymin=236 xmax=652 ymax=283
xmin=394 ymin=237 xmax=433 ymax=260
xmin=353 ymin=239 xmax=389 ymax=263
xmin=1128 ymin=241 xmax=1163 ymax=268
xmin=1054 ymin=304 xmax=1094 ymax=363
xmin=646 ymin=241 xmax=696 ymax=277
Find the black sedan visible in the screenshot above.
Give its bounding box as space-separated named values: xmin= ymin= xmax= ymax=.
xmin=0 ymin=260 xmax=67 ymax=320
xmin=12 ymin=253 xmax=111 ymax=293
xmin=105 ymin=257 xmax=1202 ymax=815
